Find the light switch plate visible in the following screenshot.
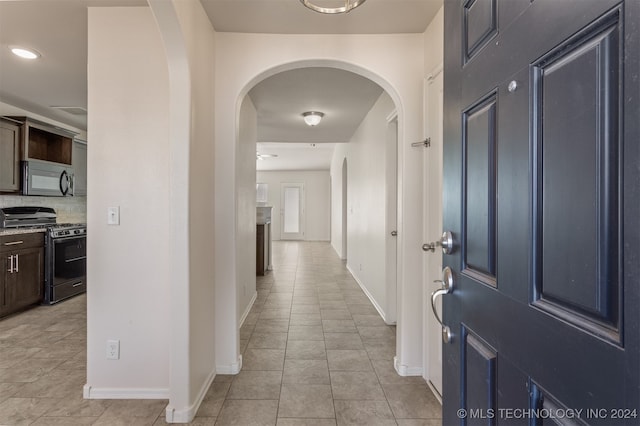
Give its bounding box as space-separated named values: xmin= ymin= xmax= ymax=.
xmin=107 ymin=206 xmax=120 ymax=225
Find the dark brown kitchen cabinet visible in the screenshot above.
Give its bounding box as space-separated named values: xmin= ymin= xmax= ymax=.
xmin=0 ymin=233 xmax=44 ymax=318
xmin=6 ymin=116 xmax=75 ymax=165
xmin=0 ymin=118 xmax=21 ymax=193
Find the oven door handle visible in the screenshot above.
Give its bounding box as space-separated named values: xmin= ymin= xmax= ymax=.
xmin=52 ymin=235 xmax=86 ymax=242
xmin=65 ymin=256 xmax=87 ymax=263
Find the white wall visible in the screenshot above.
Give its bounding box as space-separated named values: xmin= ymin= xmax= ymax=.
xmin=215 ymin=32 xmax=425 ymax=375
xmin=171 ymin=0 xmax=217 ymax=420
xmin=257 ymin=170 xmax=331 ymax=242
xmin=87 ymin=3 xmax=218 ymax=421
xmin=330 ymin=92 xmax=395 ymax=320
xmin=237 ymin=97 xmax=257 ymax=325
xmin=86 ymin=6 xmax=171 ymax=397
xmin=424 ymin=6 xmax=444 ymax=78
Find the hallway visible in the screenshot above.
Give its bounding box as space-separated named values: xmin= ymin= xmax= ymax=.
xmin=223 ymin=241 xmax=442 ymax=425
xmin=0 ymin=241 xmax=441 ymax=425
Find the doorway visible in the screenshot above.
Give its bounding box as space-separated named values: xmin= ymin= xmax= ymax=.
xmin=280 ymin=182 xmax=305 ymax=240
xmin=385 ymin=115 xmax=398 ymax=324
xmin=341 ymin=159 xmax=348 ymax=260
xmin=423 ymin=69 xmax=444 ymax=398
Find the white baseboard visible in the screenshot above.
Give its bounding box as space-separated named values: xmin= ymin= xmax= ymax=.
xmin=427 ymin=380 xmax=443 ymax=405
xmin=83 ymin=384 xmax=169 ymax=399
xmin=393 ymin=356 xmax=423 ymax=377
xmin=216 ymin=354 xmax=242 ymax=375
xmin=239 ymin=291 xmax=257 ymax=327
xmin=164 ymin=368 xmax=217 ymax=423
xmin=346 ymin=265 xmax=388 ymax=322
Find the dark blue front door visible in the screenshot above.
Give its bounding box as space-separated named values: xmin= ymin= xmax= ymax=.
xmin=442 ymin=0 xmax=640 ymax=424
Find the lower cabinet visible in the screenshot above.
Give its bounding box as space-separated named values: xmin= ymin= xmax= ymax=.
xmin=0 ymin=233 xmax=44 ymax=318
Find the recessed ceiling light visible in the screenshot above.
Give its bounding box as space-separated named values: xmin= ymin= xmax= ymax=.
xmin=10 ymin=46 xmax=41 ymax=60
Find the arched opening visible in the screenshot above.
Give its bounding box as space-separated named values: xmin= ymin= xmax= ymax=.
xmin=216 ymin=48 xmax=426 ymax=388
xmin=233 ymin=60 xmax=403 ymax=366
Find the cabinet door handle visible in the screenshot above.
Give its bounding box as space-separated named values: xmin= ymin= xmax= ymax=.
xmin=7 ymin=255 xmax=13 ymax=273
xmin=3 ymin=241 xmax=23 ymax=246
xmin=14 ymin=254 xmax=18 ymax=273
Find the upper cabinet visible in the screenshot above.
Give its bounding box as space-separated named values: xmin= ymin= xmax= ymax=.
xmin=13 ymin=117 xmax=75 ymax=165
xmin=73 ymin=139 xmax=87 ymax=196
xmin=0 ymin=118 xmax=22 ymax=193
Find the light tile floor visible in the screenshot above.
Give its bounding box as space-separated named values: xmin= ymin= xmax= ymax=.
xmin=0 ymin=241 xmax=442 ymax=425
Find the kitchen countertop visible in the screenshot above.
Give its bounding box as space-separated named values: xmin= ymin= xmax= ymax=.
xmin=0 ymin=228 xmax=47 ymax=237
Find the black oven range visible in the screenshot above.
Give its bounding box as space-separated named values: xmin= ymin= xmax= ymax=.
xmin=0 ymin=206 xmax=86 ymax=304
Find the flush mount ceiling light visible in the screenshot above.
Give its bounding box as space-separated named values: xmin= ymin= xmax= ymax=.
xmin=257 ymin=152 xmax=278 ymax=160
xmin=10 ymin=46 xmax=41 ymax=59
xmin=302 ymin=111 xmax=324 ymax=126
xmin=300 ymin=0 xmax=366 ymax=14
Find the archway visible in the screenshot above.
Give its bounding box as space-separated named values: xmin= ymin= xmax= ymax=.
xmin=231 ymin=59 xmax=404 ymax=368
xmin=215 ymin=41 xmax=427 ymax=386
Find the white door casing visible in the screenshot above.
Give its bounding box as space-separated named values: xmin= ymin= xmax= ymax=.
xmin=423 ymin=69 xmax=444 ymax=398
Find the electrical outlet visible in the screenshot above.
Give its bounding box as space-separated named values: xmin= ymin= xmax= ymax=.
xmin=106 ymin=339 xmax=120 ymax=360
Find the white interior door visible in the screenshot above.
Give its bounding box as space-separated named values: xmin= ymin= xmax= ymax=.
xmin=423 ymin=70 xmax=444 ymax=398
xmin=385 ymin=115 xmax=398 ymax=324
xmin=280 ymin=183 xmax=304 ymax=240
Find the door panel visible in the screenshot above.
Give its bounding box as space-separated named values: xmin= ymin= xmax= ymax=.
xmin=0 ymin=255 xmax=8 ymax=312
xmin=7 ymin=247 xmax=43 ymax=308
xmin=463 ymin=92 xmax=497 ymax=283
xmin=443 ymin=0 xmax=639 ymax=424
xmin=0 ymin=121 xmax=21 ymax=192
xmin=281 ymin=183 xmax=304 ymax=240
xmin=463 ymin=0 xmax=497 ymax=63
xmin=532 ymin=10 xmax=622 ymax=341
xmin=461 ymin=326 xmax=497 ymax=425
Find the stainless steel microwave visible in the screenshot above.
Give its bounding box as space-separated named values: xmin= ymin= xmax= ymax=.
xmin=22 ymin=160 xmax=74 ymax=197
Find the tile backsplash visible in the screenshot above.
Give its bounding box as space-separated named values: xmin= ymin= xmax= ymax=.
xmin=0 ymin=195 xmax=86 ymax=223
